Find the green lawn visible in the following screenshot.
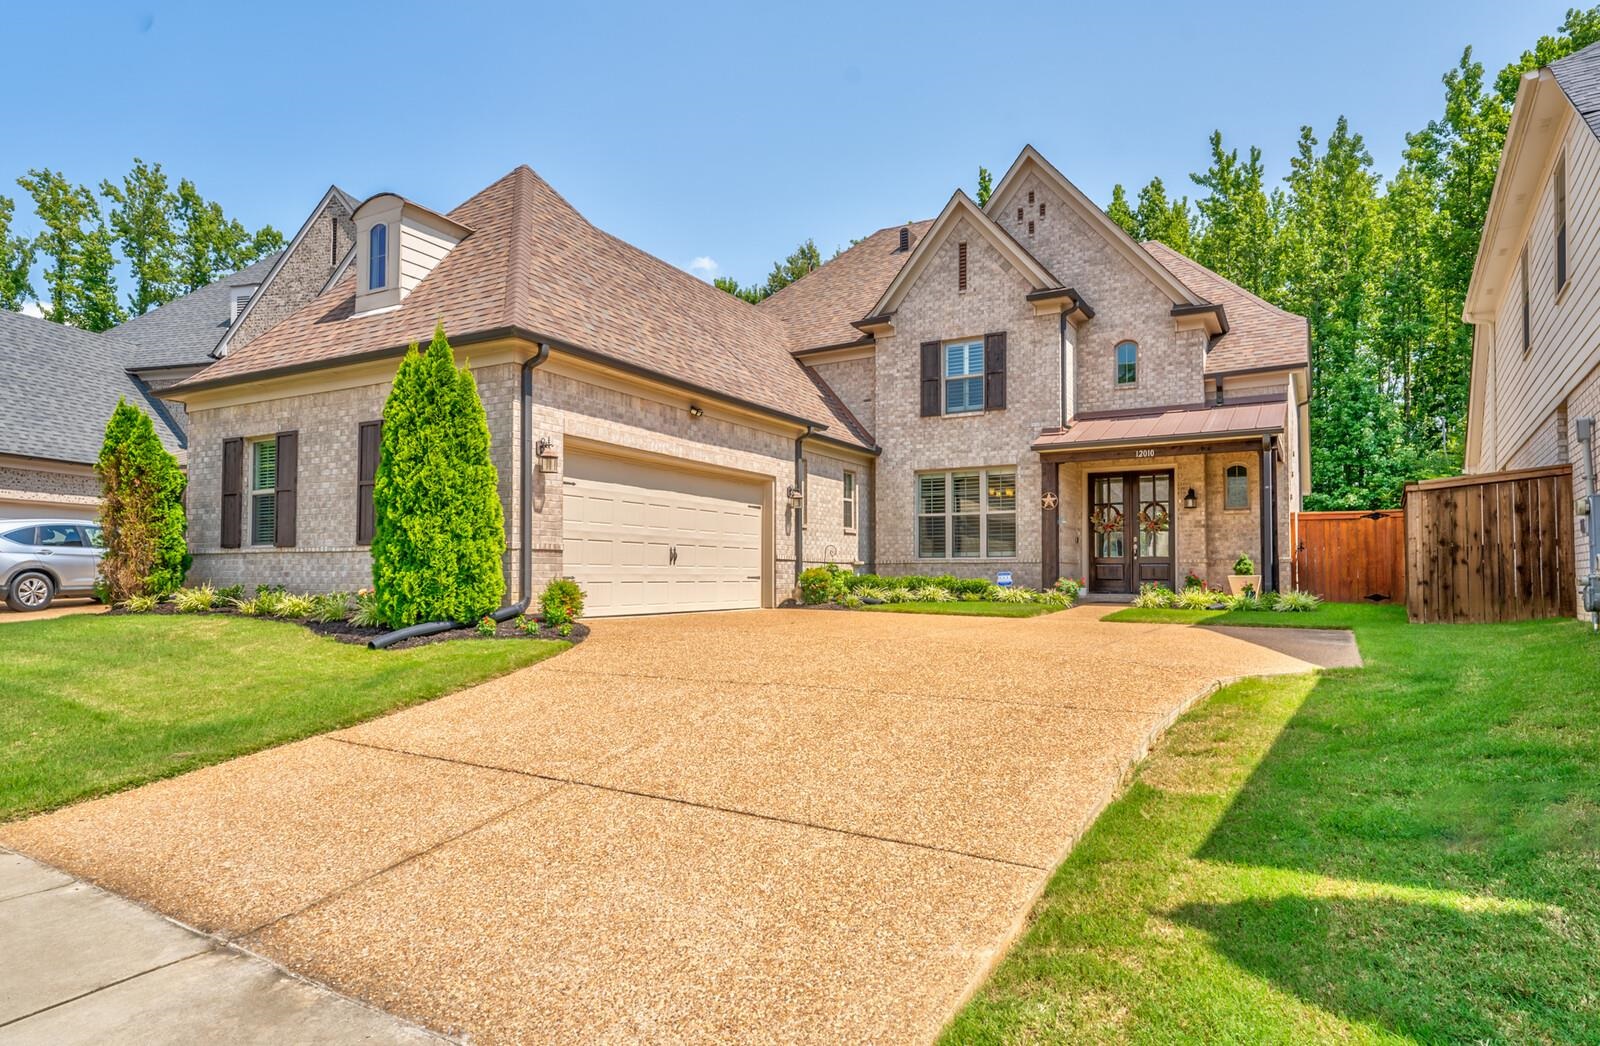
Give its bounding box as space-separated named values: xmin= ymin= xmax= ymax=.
xmin=945 ymin=603 xmax=1600 ymax=1043
xmin=858 ymin=600 xmax=1061 ymax=618
xmin=1 ymin=613 xmax=567 ymax=822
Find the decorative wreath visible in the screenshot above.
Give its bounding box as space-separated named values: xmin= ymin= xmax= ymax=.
xmin=1091 ymin=505 xmax=1123 ymax=535
xmin=1138 ymin=502 xmax=1169 ymax=535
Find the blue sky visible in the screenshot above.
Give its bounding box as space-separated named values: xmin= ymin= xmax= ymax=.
xmin=3 ymin=0 xmax=1579 ymax=297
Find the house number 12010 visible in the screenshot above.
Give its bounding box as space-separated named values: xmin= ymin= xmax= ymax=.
xmin=1135 ymin=448 xmax=1155 ymax=458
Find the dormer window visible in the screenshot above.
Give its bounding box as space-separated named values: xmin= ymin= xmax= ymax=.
xmin=368 ymin=224 xmax=388 ymax=290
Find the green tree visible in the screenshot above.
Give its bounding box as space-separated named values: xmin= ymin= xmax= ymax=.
xmin=96 ymin=398 xmax=188 ymax=601
xmin=1106 ymin=184 xmax=1138 ymax=237
xmin=1190 ymin=131 xmax=1283 ymax=297
xmin=174 ymin=178 xmax=283 ymax=291
xmin=17 ymin=168 xmax=123 ymax=328
xmin=1494 ymin=6 xmax=1600 ymax=101
xmin=713 ymin=274 xmax=764 ymax=304
xmin=371 ymin=325 xmax=506 ymax=627
xmin=764 ymin=238 xmax=822 ymax=296
xmin=0 ymin=195 xmax=35 ymax=310
xmin=101 ymin=158 xmax=178 ymax=315
xmin=976 ymin=165 xmax=995 ymax=207
xmin=1134 ymin=177 xmax=1195 ymax=252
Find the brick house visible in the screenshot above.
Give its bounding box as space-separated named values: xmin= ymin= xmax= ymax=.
xmin=161 ymin=146 xmax=1309 ymax=615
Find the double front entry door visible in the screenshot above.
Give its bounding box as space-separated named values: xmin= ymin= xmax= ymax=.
xmin=1088 ymin=470 xmax=1175 ymax=594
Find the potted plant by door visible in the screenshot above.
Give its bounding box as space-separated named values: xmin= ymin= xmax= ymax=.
xmin=1228 ymin=553 xmax=1261 ymax=596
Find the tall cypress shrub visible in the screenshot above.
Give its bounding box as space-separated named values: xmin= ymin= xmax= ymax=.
xmin=371 ymin=324 xmax=506 ymax=626
xmin=96 ymin=398 xmax=188 ymax=601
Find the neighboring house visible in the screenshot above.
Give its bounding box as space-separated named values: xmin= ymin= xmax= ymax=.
xmin=0 ymin=310 xmax=185 ymax=521
xmin=1464 ymin=39 xmax=1600 ymax=612
xmin=161 ymin=147 xmax=1309 ymax=616
xmin=0 ymin=185 xmax=357 ymax=524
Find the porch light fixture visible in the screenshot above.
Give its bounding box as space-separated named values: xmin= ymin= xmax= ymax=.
xmin=786 ymin=485 xmax=804 ymax=502
xmin=536 ymin=438 xmax=560 ymax=474
xmin=1183 ymin=488 xmax=1198 ymax=509
xmin=688 ymin=405 xmax=705 ymax=419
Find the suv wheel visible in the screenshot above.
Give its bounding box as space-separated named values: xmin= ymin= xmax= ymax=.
xmin=7 ymin=572 xmax=54 ymax=612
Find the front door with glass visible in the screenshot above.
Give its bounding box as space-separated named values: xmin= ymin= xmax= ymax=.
xmin=1088 ymin=470 xmax=1174 ymax=594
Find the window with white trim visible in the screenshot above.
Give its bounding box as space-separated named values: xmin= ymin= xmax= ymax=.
xmin=1115 ymin=341 xmax=1138 ymax=385
xmin=250 ymin=439 xmax=278 ymax=546
xmin=842 ymin=470 xmax=857 ymax=531
xmin=944 ymin=339 xmax=984 ymax=414
xmin=916 ymin=468 xmax=1016 ymax=559
xmin=369 ymin=223 xmax=388 ymax=290
xmin=1225 ymin=464 xmax=1248 ymax=510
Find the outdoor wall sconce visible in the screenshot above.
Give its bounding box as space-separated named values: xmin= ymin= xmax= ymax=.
xmin=786 ymin=485 xmax=804 ymax=502
xmin=688 ymin=405 xmax=705 ymax=419
xmin=536 ymin=438 xmax=560 ymax=474
xmin=1183 ymin=488 xmax=1198 ymax=509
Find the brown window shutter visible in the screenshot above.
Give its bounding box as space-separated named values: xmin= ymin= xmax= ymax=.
xmin=220 ymin=438 xmax=243 ymax=549
xmin=920 ymin=341 xmax=941 ymax=417
xmin=274 ymin=430 xmax=298 ymax=548
xmin=356 ymin=421 xmax=382 ymax=545
xmin=984 ymin=332 xmax=1007 ymax=410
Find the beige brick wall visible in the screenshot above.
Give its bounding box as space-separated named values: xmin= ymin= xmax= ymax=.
xmin=185 ymin=359 xmax=519 ymax=594
xmin=874 ymin=217 xmax=1058 ymax=586
xmin=229 ymin=196 xmax=356 ymax=352
xmin=991 ymin=170 xmax=1207 ymax=413
xmin=806 ymin=355 xmax=876 ymax=436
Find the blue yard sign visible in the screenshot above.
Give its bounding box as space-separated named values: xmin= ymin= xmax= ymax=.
xmin=996 ymin=570 xmax=1013 ymax=588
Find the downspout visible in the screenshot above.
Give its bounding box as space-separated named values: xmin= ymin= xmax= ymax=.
xmin=793 ymin=426 xmax=812 ymax=596
xmin=1059 ymin=310 xmax=1069 ymax=430
xmin=1261 ymin=435 xmax=1278 ymax=592
xmin=370 ymin=343 xmax=549 ymax=650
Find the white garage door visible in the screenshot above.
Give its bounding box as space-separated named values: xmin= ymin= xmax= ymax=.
xmin=562 ymin=450 xmax=765 ymax=617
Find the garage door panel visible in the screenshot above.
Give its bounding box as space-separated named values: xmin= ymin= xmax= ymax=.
xmin=563 ymin=452 xmax=764 ymax=617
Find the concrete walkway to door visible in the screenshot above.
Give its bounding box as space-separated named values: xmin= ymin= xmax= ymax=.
xmin=1 ymin=606 xmax=1354 ymax=1044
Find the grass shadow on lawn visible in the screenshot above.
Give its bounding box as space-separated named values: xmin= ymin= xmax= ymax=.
xmin=946 ymin=605 xmax=1600 ymax=1043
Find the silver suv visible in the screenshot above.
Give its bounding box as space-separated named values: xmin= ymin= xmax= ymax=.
xmin=0 ymin=520 xmax=105 ymax=612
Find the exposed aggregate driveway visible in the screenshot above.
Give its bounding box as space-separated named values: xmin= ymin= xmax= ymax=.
xmin=1 ymin=606 xmax=1342 ymax=1044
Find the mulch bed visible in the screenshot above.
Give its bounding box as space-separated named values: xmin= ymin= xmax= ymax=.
xmin=109 ymin=601 xmax=588 ymax=650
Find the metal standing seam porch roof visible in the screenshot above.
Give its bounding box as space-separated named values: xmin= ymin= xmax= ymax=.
xmin=1031 ymin=400 xmax=1287 ymax=453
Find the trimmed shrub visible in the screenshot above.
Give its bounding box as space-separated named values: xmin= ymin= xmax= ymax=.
xmin=541 ymin=577 xmax=585 ymax=629
xmin=1232 ymin=553 xmax=1256 ymax=576
xmin=96 ymin=399 xmax=188 ymax=601
xmin=799 ymin=567 xmax=843 ymax=604
xmin=371 ymin=325 xmax=506 ymax=628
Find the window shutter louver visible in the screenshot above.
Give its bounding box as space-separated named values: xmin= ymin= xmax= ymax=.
xmin=274 ymin=430 xmax=298 ymax=548
xmin=920 ymin=341 xmax=941 ymax=417
xmin=221 ymin=438 xmax=243 ymax=549
xmin=357 ymin=421 xmax=381 ymax=545
xmin=984 ymin=332 xmax=1007 ymax=410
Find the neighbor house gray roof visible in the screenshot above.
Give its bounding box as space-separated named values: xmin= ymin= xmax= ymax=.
xmin=104 ymin=252 xmax=283 ymax=369
xmin=0 ymin=310 xmax=186 ymax=465
xmin=1551 ymin=38 xmax=1600 ymax=141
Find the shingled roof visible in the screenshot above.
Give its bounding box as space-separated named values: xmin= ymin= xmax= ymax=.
xmin=1141 ymin=241 xmax=1309 ymax=375
xmin=760 ymin=222 xmax=931 ymax=353
xmin=1551 ymin=38 xmax=1600 ymax=141
xmin=0 ymin=310 xmax=186 ymax=465
xmin=174 ymin=167 xmax=870 ymax=448
xmin=103 ymin=252 xmax=282 ymax=369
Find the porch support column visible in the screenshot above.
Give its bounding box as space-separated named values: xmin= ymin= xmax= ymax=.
xmin=1041 ymin=459 xmax=1060 ymax=586
xmin=1260 ymin=436 xmax=1277 ymax=591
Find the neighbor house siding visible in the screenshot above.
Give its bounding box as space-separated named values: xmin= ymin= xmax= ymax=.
xmin=1483 ymin=111 xmax=1600 ymax=473
xmin=0 ymin=458 xmax=101 ymax=522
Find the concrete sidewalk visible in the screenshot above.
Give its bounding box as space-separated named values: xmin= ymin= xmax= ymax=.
xmin=0 ymin=850 xmax=441 ymax=1044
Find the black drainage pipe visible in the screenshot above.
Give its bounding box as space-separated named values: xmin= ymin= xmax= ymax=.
xmin=369 ymin=344 xmax=550 ymax=650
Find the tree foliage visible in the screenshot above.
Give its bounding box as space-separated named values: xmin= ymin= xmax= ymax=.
xmin=710 ymin=238 xmax=824 ymax=303
xmin=0 ymin=195 xmax=34 ymax=310
xmin=976 ymin=165 xmax=995 ymax=207
xmin=17 ymin=168 xmax=124 ymax=330
xmin=101 ymin=158 xmax=178 ymax=315
xmin=96 ymin=398 xmax=188 ymax=601
xmin=371 ymin=325 xmax=506 ymax=627
xmin=1099 ymin=8 xmax=1600 ymax=508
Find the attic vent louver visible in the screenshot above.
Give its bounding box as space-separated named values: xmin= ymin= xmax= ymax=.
xmin=898 ymin=226 xmax=909 ymax=252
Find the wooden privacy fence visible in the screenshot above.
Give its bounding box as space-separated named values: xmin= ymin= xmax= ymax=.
xmin=1404 ymin=464 xmax=1575 ymax=623
xmin=1292 ymin=510 xmax=1406 ymax=603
